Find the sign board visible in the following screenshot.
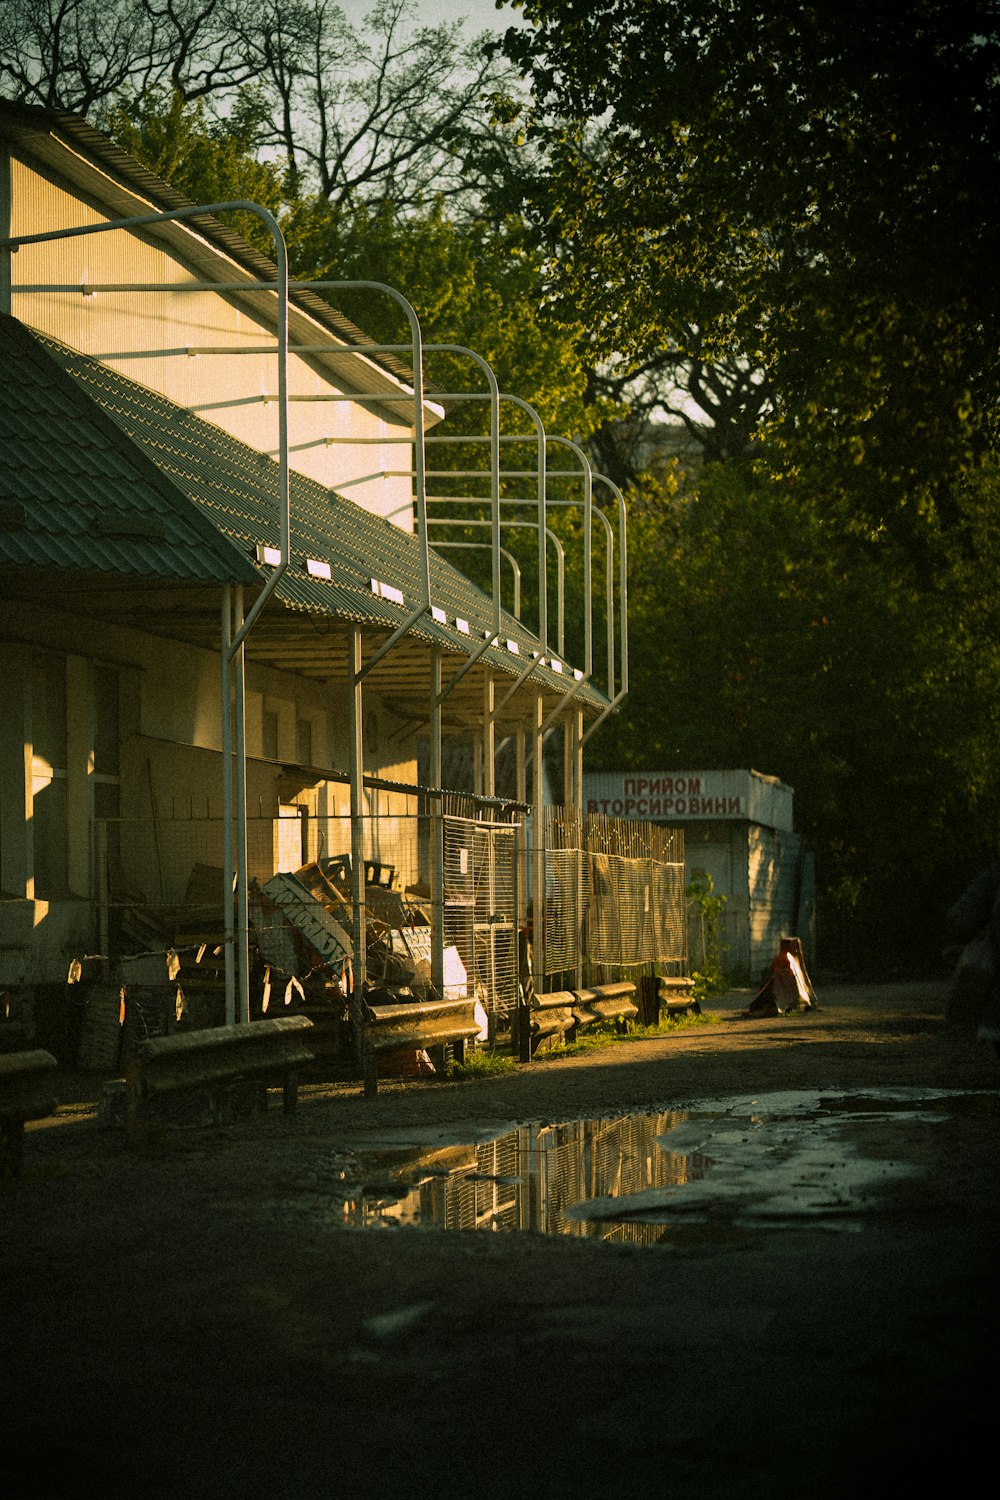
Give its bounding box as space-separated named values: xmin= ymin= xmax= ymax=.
xmin=582 ymin=769 xmax=793 ymax=832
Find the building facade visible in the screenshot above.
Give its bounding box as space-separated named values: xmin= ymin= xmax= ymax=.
xmin=584 ymin=769 xmax=815 ymax=979
xmin=0 ymin=101 xmax=681 ymax=1060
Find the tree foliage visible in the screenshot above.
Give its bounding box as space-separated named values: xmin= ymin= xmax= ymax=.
xmin=592 ymin=455 xmax=1000 ymax=965
xmin=6 ymin=1 xmax=1000 ymax=966
xmin=500 ymin=0 xmax=1000 ymax=532
xmin=103 ymin=87 xmax=291 ymax=255
xmin=492 ymin=0 xmax=1000 ymax=964
xmin=288 ymin=195 xmax=597 ymax=435
xmin=0 ymin=0 xmax=258 ymax=112
xmin=0 ymin=0 xmax=514 ymax=213
xmin=232 ymin=0 xmax=513 ymax=211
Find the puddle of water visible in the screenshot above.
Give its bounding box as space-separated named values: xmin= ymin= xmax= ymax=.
xmin=310 ymin=1088 xmax=1000 ymax=1244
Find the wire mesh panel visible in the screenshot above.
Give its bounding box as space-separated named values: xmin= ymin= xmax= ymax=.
xmin=540 ymin=807 xmax=687 ymax=982
xmin=442 ymin=811 xmax=520 ymax=1026
xmin=542 ymin=805 xmax=585 ymax=981
xmin=585 ymin=814 xmax=687 ymax=973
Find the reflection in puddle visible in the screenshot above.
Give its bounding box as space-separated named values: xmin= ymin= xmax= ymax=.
xmin=331 ymin=1112 xmax=700 ymax=1247
xmin=321 ymin=1089 xmax=1000 ymax=1244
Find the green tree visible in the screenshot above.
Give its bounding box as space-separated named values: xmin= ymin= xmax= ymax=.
xmin=288 ymin=195 xmax=597 ymax=434
xmin=102 ymin=88 xmax=292 ymax=256
xmin=589 ymin=456 xmax=1000 ymax=968
xmin=500 ymin=0 xmax=1000 ymax=532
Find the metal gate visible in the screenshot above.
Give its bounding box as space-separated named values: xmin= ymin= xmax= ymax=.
xmin=442 ymin=814 xmax=519 ymax=1029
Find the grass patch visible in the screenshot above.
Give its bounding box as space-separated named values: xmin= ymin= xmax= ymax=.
xmin=537 ymin=1011 xmax=720 ymax=1060
xmin=443 ymin=1011 xmax=722 ymax=1073
xmin=446 ymin=1049 xmax=519 ymax=1080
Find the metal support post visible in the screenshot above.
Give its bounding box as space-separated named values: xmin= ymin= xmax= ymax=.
xmin=483 ymin=669 xmax=496 ymax=800
xmin=348 ymin=625 xmax=367 ymax=1062
xmin=573 ymin=706 xmax=585 ymax=990
xmin=563 ymin=716 xmax=574 ymax=808
xmin=516 ymin=727 xmax=527 ymax=932
xmin=516 ymin=729 xmax=527 ymax=807
xmin=430 ymin=647 xmax=445 ymax=1003
xmin=532 ymin=690 xmax=545 ymax=989
xmin=473 ymin=734 xmax=483 ymax=797
xmin=233 ymin=586 xmax=250 ymax=1025
xmin=221 ymin=588 xmax=236 ymax=1026
xmin=574 ymin=707 xmax=585 ymax=811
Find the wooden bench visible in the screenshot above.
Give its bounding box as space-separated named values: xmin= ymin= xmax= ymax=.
xmin=362 ymin=996 xmax=481 ymax=1097
xmin=125 ymin=1016 xmax=314 ymax=1145
xmin=0 ymin=1049 xmax=59 ymax=1176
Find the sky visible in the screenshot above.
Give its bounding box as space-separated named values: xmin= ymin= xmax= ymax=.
xmin=337 ymin=1 xmax=526 ymax=37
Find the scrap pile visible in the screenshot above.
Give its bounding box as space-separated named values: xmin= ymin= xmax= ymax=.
xmin=250 ymin=856 xmax=473 ymax=1069
xmin=251 ymin=854 xmax=448 ymax=1003
xmin=70 ymin=856 xmax=473 ymax=1074
xmin=71 ymin=863 xmax=225 ymax=1069
xmin=245 ymin=858 xmax=473 ymax=1080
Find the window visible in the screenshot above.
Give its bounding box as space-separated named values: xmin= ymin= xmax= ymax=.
xmin=296 ymin=716 xmax=313 ymax=767
xmin=262 ymin=708 xmax=279 ymax=760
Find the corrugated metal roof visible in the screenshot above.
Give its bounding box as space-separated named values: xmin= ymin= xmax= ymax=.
xmin=0 ymin=314 xmax=259 ymax=585
xmin=32 ymin=324 xmax=607 ymax=708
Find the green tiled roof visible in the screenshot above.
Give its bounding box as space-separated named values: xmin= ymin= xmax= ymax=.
xmin=0 ymin=314 xmax=259 ymax=586
xmin=33 ymin=325 xmax=606 ymax=706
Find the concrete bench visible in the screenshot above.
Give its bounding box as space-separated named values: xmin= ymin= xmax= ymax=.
xmin=0 ymin=1049 xmax=59 ymax=1176
xmin=125 ymin=1016 xmax=314 ymax=1145
xmin=362 ymin=996 xmax=481 ymax=1097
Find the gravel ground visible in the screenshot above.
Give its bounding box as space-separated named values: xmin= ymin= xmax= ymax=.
xmin=3 ymin=980 xmax=998 ymax=1499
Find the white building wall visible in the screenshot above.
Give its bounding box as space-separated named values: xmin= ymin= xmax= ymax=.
xmin=7 ymin=154 xmax=420 ymax=527
xmin=0 ymin=594 xmax=422 ymax=978
xmin=583 ymin=769 xmax=806 ymax=979
xmin=748 ymin=824 xmax=806 ymax=977
xmin=684 ymin=824 xmax=751 ymax=974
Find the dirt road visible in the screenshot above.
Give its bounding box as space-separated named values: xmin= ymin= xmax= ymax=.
xmin=3 ymin=981 xmax=998 ymax=1498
